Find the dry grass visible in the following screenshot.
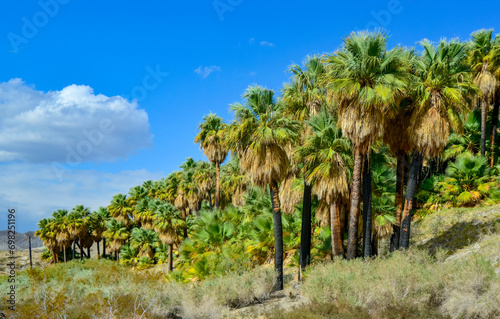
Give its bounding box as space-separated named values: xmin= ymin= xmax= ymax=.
xmin=0 ymin=259 xmax=275 ymax=319
xmin=296 ymin=249 xmax=499 ymax=319
xmin=1 ymin=205 xmax=499 ymax=318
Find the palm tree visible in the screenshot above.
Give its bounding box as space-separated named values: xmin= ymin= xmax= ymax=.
xmin=195 ymin=113 xmax=229 ymax=209
xmin=153 ymin=203 xmax=185 ymax=272
xmin=381 ymin=49 xmax=416 ymax=252
xmin=324 ymin=31 xmax=409 ymax=259
xmin=467 ymin=29 xmax=499 ymax=157
xmin=88 ymin=207 xmax=110 ymax=259
xmin=103 ymin=219 xmax=130 ymax=261
xmin=51 ymin=209 xmax=70 ymax=262
xmin=220 ymin=155 xmax=251 ymax=207
xmin=175 ymin=160 xmax=198 ymax=235
xmin=369 ymin=149 xmax=397 ymax=255
xmin=439 ymin=154 xmax=496 ymax=206
xmin=108 ymin=194 xmax=133 ymax=227
xmin=283 ymin=55 xmax=327 ymax=270
xmin=158 ymin=172 xmax=180 ymax=204
xmin=130 ymin=228 xmax=158 ymax=260
xmin=489 ymin=35 xmax=500 ymax=166
xmin=402 ymin=39 xmax=477 ymax=248
xmin=35 ymin=218 xmax=59 ymax=263
xmin=295 ymin=111 xmax=351 ymax=259
xmin=228 ymin=85 xmax=301 ymax=290
xmin=119 ymin=244 xmax=138 ymax=266
xmin=134 ymin=197 xmax=157 ymax=230
xmin=67 ymin=205 xmax=90 ymax=260
xmin=193 ymin=161 xmax=215 ymax=209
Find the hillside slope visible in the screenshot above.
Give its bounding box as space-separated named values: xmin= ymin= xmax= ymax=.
xmin=0 ymin=230 xmax=43 ymax=250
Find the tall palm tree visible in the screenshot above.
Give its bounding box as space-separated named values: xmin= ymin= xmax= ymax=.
xmin=383 ymin=98 xmax=414 ymax=251
xmin=283 ymin=55 xmax=327 ymax=271
xmin=35 ymin=218 xmax=59 ymax=263
xmin=67 ymin=205 xmax=90 ymax=260
xmin=193 ymin=161 xmax=215 ymax=209
xmin=153 ymin=203 xmax=185 ymax=272
xmin=220 ymin=155 xmax=251 ymax=207
xmin=324 ymin=31 xmax=409 ymax=259
xmin=175 ymin=159 xmax=198 ymax=235
xmin=402 ymin=39 xmax=477 ymax=248
xmin=228 ymin=85 xmax=301 ymax=290
xmin=195 ymin=113 xmax=229 ymax=209
xmin=52 ymin=209 xmax=70 ymax=262
xmin=296 ymin=111 xmax=352 ymax=260
xmin=108 ymin=194 xmax=133 ymax=227
xmin=103 ymin=219 xmax=130 ymax=261
xmin=159 ymin=172 xmax=180 ymax=204
xmin=88 ymin=207 xmax=110 ymax=259
xmin=134 ymin=197 xmax=158 ymax=230
xmin=489 ymin=35 xmax=500 ymax=166
xmin=467 ymin=29 xmax=499 ymax=157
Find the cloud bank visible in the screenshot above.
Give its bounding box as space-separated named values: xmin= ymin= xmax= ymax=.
xmin=0 ymin=78 xmax=153 ymax=164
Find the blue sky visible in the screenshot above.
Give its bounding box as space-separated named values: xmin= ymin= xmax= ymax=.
xmin=0 ymin=0 xmax=499 ymax=232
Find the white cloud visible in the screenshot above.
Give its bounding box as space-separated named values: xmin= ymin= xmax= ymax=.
xmin=0 ymin=78 xmax=153 ymax=164
xmin=249 ymin=37 xmax=255 ymax=44
xmin=194 ymin=65 xmax=221 ymax=79
xmin=249 ymin=72 xmax=257 ymax=76
xmin=260 ymin=41 xmax=275 ymax=47
xmin=0 ymin=162 xmax=164 ymax=232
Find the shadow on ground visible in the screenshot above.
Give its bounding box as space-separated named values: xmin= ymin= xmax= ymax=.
xmin=417 ymin=219 xmax=498 ymax=256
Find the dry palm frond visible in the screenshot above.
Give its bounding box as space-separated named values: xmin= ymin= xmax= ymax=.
xmin=410 ymin=104 xmax=450 ymax=158
xmin=232 ymin=185 xmax=247 ymax=207
xmin=240 ymin=144 xmax=290 ymax=188
xmin=279 ymin=175 xmax=302 ymax=214
xmin=339 ymin=101 xmax=385 ymax=153
xmin=315 ymin=200 xmax=329 ymax=227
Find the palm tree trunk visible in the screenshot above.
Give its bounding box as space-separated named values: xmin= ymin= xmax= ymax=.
xmin=63 ymin=245 xmax=67 ymax=262
xmin=79 ymin=238 xmax=83 ymax=261
xmin=115 ymin=251 xmax=118 ymax=261
xmin=481 ymin=99 xmax=487 ymax=156
xmin=299 ymin=181 xmax=312 ymax=273
xmin=73 ymin=237 xmax=76 ymax=260
xmin=330 ymin=200 xmax=344 ymax=258
xmin=371 ymin=229 xmax=378 ymax=257
xmin=87 ymin=247 xmax=91 ymax=259
xmin=347 ymin=147 xmax=363 ymax=260
xmin=400 ymin=153 xmax=423 ymax=249
xmin=168 ymin=244 xmax=173 ymax=272
xmin=182 ymin=209 xmax=188 ymax=238
xmin=102 ymin=238 xmax=106 ymax=258
xmin=52 ymin=250 xmax=57 ymax=264
xmin=269 ymin=181 xmax=284 ymax=291
xmin=390 ymin=151 xmax=405 ymax=251
xmin=362 ymin=153 xmax=373 ymax=258
xmin=208 ymin=191 xmax=213 ymax=211
xmin=490 ymin=95 xmax=499 ymax=167
xmin=215 ymin=162 xmax=221 ymax=209
xmin=97 ymin=241 xmax=100 ymax=260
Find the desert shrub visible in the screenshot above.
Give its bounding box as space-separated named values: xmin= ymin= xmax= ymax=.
xmin=301 ymin=249 xmax=500 ymax=319
xmin=440 ymin=256 xmax=500 ymax=319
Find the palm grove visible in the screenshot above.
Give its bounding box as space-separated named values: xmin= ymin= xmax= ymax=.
xmin=36 ymin=30 xmax=500 ymax=291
